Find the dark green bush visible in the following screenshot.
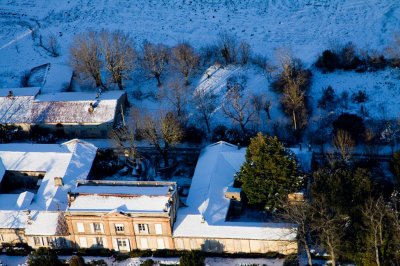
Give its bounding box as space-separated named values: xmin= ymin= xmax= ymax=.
xmin=179 ymin=250 xmax=205 ymax=266
xmin=283 ymin=254 xmax=299 ymax=266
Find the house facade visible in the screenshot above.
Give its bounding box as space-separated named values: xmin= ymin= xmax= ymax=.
xmin=65 ymin=180 xmax=179 ymax=252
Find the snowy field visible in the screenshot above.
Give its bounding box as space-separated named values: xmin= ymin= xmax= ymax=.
xmin=0 ymin=0 xmax=399 ymax=125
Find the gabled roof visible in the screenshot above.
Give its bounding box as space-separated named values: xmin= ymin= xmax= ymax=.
xmin=173 ymin=141 xmax=297 ymax=241
xmin=0 ymin=89 xmax=125 ymax=125
xmin=0 ymin=139 xmax=97 ymax=211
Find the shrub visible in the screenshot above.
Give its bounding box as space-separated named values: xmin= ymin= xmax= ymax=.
xmin=317 ymin=86 xmax=337 ymax=110
xmin=212 ymin=125 xmax=228 ymax=142
xmin=141 ymin=259 xmax=154 ymax=266
xmin=27 ymin=247 xmax=63 ymax=266
xmin=87 ymin=259 xmax=108 ymax=266
xmin=183 ymin=126 xmax=205 ymax=144
xmin=333 ymin=113 xmax=365 ymax=143
xmin=315 ymin=50 xmax=339 ymax=72
xmin=283 ymin=254 xmax=299 ymax=266
xmin=69 ymin=255 xmax=85 ymax=266
xmin=351 ymin=90 xmax=368 ymax=103
xmin=129 ymin=249 xmax=152 ymax=258
xmin=179 ymin=250 xmax=205 ymax=266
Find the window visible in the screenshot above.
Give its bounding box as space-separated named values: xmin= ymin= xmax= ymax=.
xmin=157 ymin=238 xmax=165 ymax=249
xmin=0 ymin=234 xmax=3 ymax=242
xmin=93 ymin=223 xmax=102 ymax=233
xmin=138 ymin=224 xmax=149 ymax=234
xmin=46 ymin=237 xmax=54 ymax=247
xmin=79 ymin=237 xmax=88 ymax=248
xmin=115 ymin=224 xmax=124 ymax=233
xmin=34 ymin=237 xmax=42 ymax=246
xmin=77 ymin=222 xmax=84 ymax=233
xmin=95 ymin=237 xmax=104 ymax=247
xmin=155 ymin=224 xmax=163 ymax=235
xmin=140 ymin=238 xmax=148 ymax=249
xmin=117 ymin=238 xmax=129 ymax=251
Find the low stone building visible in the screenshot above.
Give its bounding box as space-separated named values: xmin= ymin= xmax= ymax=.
xmin=173 ymin=142 xmax=298 ymax=255
xmin=0 ymin=88 xmax=127 ymax=138
xmin=65 ymin=180 xmax=179 ymax=252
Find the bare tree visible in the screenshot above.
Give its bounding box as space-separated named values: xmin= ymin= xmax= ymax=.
xmin=158 ymin=79 xmax=190 ymax=124
xmin=238 ymin=41 xmax=251 ymax=65
xmin=46 ymin=33 xmax=60 ymax=57
xmin=386 ymin=33 xmax=400 ymax=66
xmin=274 ymin=53 xmax=311 ymax=131
xmin=110 ymin=107 xmax=139 ymax=163
xmin=217 ymin=32 xmax=238 ymax=65
xmin=311 ymin=200 xmax=346 ymax=266
xmin=222 ymin=87 xmax=257 ymax=135
xmin=333 ymin=129 xmax=355 ymax=162
xmin=193 ymin=88 xmax=218 ymax=135
xmin=171 ymin=42 xmax=199 ymax=85
xmin=100 ymin=30 xmax=136 ymax=90
xmin=362 ymin=197 xmax=387 ymax=266
xmin=281 ymin=199 xmax=314 ymax=266
xmin=70 ymin=31 xmax=104 ymax=88
xmin=141 ymin=41 xmax=169 ymax=87
xmin=138 ymin=111 xmax=183 ymax=167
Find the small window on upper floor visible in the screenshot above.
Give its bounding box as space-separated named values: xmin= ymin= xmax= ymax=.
xmin=138 ymin=223 xmax=149 ymax=234
xmin=115 ymin=223 xmax=125 ymax=233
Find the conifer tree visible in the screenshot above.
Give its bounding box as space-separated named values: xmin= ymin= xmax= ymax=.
xmin=236 ymin=133 xmax=301 ymax=210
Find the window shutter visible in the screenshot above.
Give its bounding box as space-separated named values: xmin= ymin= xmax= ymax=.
xmin=100 ymin=223 xmax=104 ymax=234
xmin=126 ymin=239 xmax=131 ymax=251
xmin=112 ymin=238 xmax=119 ymax=251
xmin=90 ymin=223 xmax=94 ymax=233
xmin=77 ymin=223 xmax=84 ymax=233
xmin=155 ymin=224 xmax=163 ymax=235
xmin=145 ymin=224 xmax=149 ymax=234
xmin=102 ymin=237 xmax=107 ymax=248
xmin=134 ymin=224 xmax=139 ymax=234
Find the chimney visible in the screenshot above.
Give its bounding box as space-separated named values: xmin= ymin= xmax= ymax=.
xmin=7 ymin=90 xmax=13 ymax=98
xmin=54 ymin=177 xmax=63 ymax=187
xmin=88 ymin=103 xmax=94 ymax=113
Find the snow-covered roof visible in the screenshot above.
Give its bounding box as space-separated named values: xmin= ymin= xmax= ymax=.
xmin=173 ymin=141 xmax=297 ymax=241
xmin=67 ymin=181 xmax=176 ymax=214
xmin=0 ymin=211 xmax=28 ymax=229
xmin=0 ymin=139 xmax=97 ymax=211
xmin=25 ymin=211 xmax=65 ymax=236
xmin=0 ymin=90 xmax=125 ymax=125
xmin=0 ymin=192 xmax=34 ymax=211
xmin=0 ymin=87 xmax=41 ymax=97
xmin=0 ymin=88 xmax=39 ymax=124
xmin=41 ymin=63 xmax=73 ymax=93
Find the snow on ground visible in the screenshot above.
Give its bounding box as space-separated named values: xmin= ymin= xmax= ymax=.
xmin=0 ymin=0 xmax=399 ymax=126
xmin=0 ymin=255 xmax=284 ymax=266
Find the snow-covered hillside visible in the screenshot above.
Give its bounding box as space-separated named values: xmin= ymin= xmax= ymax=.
xmin=0 ymin=0 xmax=399 ymax=124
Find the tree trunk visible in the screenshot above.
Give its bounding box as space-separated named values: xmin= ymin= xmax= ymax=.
xmin=266 ymin=108 xmax=271 ymax=120
xmin=292 ymin=110 xmax=297 ymax=131
xmin=303 ymin=239 xmax=313 ymax=266
xmin=155 ymin=73 xmax=162 ymax=87
xmin=162 ymin=151 xmax=169 ymax=168
xmin=374 ymin=229 xmax=381 ymax=266
xmin=204 ymin=115 xmax=211 ymax=135
xmin=240 ymin=123 xmax=247 ymax=136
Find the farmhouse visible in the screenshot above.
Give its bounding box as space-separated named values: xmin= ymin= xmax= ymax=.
xmin=0 ymin=88 xmax=127 ymax=138
xmin=173 ymin=141 xmax=298 ymax=255
xmin=65 ymin=180 xmax=179 ymax=251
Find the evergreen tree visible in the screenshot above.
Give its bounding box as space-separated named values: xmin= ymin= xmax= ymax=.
xmin=236 ymin=133 xmax=301 ymax=210
xmin=27 ymin=247 xmax=62 ymax=266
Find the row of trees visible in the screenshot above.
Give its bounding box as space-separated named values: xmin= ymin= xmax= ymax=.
xmin=70 ymin=30 xmax=201 ymax=89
